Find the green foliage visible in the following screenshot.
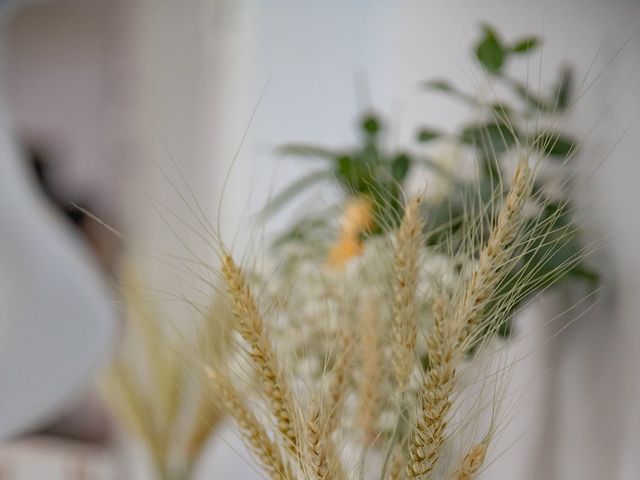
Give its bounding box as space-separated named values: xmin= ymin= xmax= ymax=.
xmin=511 ymin=36 xmax=540 ymax=54
xmin=475 ymin=25 xmax=506 ymax=73
xmin=473 ymin=25 xmax=541 ymax=74
xmin=266 ymin=113 xmax=412 ymax=234
xmin=416 ymin=128 xmax=441 ymax=143
xmin=460 ymin=121 xmax=519 ymax=153
xmin=423 ymin=78 xmax=455 ymax=93
xmin=552 ymin=65 xmax=574 ymax=111
xmin=259 ymin=170 xmax=334 ymax=218
xmin=271 ymin=23 xmax=596 ymax=341
xmin=530 ymin=131 xmax=577 ymax=157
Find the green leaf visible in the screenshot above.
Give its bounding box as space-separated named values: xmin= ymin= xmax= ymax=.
xmin=553 ymin=65 xmax=574 ymax=111
xmin=504 ymin=77 xmax=555 ymax=112
xmin=416 ymin=128 xmax=441 ymax=143
xmin=531 ymin=131 xmax=577 ymax=157
xmin=460 ymin=121 xmax=519 ymax=154
xmin=422 ymin=78 xmax=455 ymax=93
xmin=360 ymin=114 xmax=381 ymax=136
xmin=474 ymin=25 xmax=506 ymax=74
xmin=519 ymin=203 xmax=584 ymax=287
xmin=422 ymin=78 xmax=481 ymax=106
xmin=490 ymin=102 xmax=514 ymax=122
xmin=497 ymin=318 xmax=513 ymax=337
xmin=336 ymin=155 xmax=374 ymax=194
xmin=391 ymin=153 xmax=410 ymax=183
xmin=511 ymin=36 xmax=540 ymax=54
xmin=259 ymin=170 xmax=333 ymax=218
xmin=569 ymin=265 xmax=599 ymax=284
xmin=277 ymin=143 xmax=340 ymax=160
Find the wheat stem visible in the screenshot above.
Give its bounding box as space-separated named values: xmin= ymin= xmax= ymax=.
xmin=185 ymin=381 xmax=221 ymax=460
xmin=326 ymin=331 xmax=354 ymax=434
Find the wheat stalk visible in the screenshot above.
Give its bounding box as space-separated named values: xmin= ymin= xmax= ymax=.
xmin=221 ymin=254 xmax=300 ymax=457
xmin=105 ymin=360 xmax=166 ymax=471
xmin=391 ymin=196 xmax=424 ymax=392
xmin=186 ymin=294 xmax=233 ymax=460
xmin=326 ymin=330 xmax=354 ymax=433
xmin=185 ymin=380 xmax=221 ymax=460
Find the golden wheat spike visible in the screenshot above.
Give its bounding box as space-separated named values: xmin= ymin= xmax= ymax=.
xmin=451 ymin=438 xmax=488 ymax=480
xmin=391 ymin=196 xmax=424 ymax=392
xmin=305 ymin=400 xmax=346 ymax=480
xmin=357 ymin=302 xmax=382 ymax=446
xmin=407 ymin=159 xmax=532 ymax=479
xmin=458 ymin=158 xmax=532 ymax=345
xmin=221 ymin=254 xmax=300 ymax=457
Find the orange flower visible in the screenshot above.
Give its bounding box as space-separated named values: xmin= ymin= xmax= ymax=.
xmin=327 ymin=196 xmax=374 ymax=268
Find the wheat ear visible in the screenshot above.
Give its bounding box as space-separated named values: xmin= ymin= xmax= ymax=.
xmin=205 ymin=367 xmax=292 ymax=480
xmin=451 ymin=438 xmax=488 ymax=480
xmin=306 ymin=400 xmax=346 ymax=480
xmin=391 ymin=196 xmax=424 ymax=392
xmin=221 ymin=254 xmax=300 ymax=456
xmin=458 ymin=158 xmax=532 ymax=345
xmin=357 ymin=302 xmax=382 ymax=445
xmin=405 ymin=291 xmax=454 ymax=479
xmin=407 ymin=159 xmax=532 ymax=479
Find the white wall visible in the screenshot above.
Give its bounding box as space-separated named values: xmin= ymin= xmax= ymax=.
xmin=227 ymin=1 xmax=640 ymax=479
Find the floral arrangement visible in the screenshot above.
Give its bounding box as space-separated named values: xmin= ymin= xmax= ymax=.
xmin=105 ymin=24 xmax=595 ymax=480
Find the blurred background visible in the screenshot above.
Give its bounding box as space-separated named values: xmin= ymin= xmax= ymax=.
xmin=0 ymin=0 xmax=639 ymax=479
